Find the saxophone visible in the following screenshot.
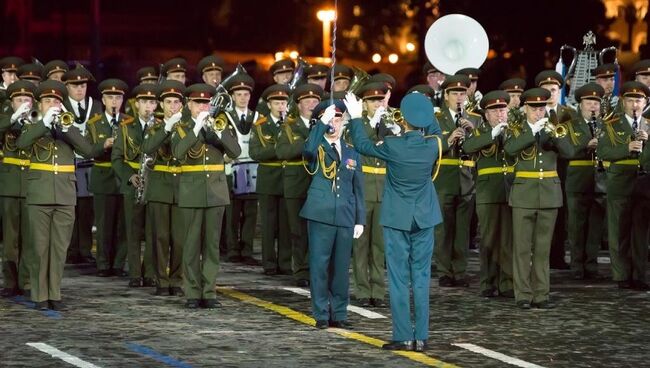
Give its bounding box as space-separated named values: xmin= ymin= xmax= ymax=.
xmin=135 ymin=117 xmax=155 ymax=205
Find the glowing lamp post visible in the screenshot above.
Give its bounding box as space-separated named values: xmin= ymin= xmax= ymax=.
xmin=317 ymin=9 xmax=336 ymax=57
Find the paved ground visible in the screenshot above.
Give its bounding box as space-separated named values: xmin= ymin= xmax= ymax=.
xmin=1 ymin=244 xmax=649 ymax=367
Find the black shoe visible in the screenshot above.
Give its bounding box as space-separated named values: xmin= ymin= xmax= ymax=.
xmin=185 ymin=299 xmax=200 ymax=309
xmin=112 ymin=269 xmax=129 ymax=277
xmin=618 ymin=280 xmax=633 ymax=289
xmin=34 ymin=301 xmax=49 ymax=311
xmin=143 ymin=278 xmax=157 ymax=287
xmin=169 ymin=287 xmax=184 ymax=297
xmin=97 ymin=269 xmax=113 ymax=277
xmin=296 ymin=279 xmax=309 ymax=287
xmin=155 ymin=287 xmax=169 ymax=296
xmin=356 ymin=298 xmax=372 ymax=307
xmin=128 ymin=278 xmax=142 ymax=288
xmin=202 ymin=299 xmax=222 ymax=309
xmin=454 ymin=278 xmax=469 ymax=287
xmin=0 ymin=288 xmax=19 ymax=297
xmin=19 ymin=289 xmax=30 ymax=297
xmin=499 ymin=289 xmax=515 ymax=298
xmin=263 ymin=269 xmax=277 ymax=276
xmin=632 ymin=280 xmax=650 ymax=291
xmin=480 ymin=288 xmax=497 ymax=297
xmin=227 ymin=255 xmax=242 ymax=263
xmin=315 ymin=320 xmax=328 ymax=329
xmin=382 ymin=341 xmax=415 ymax=351
xmin=414 ymin=340 xmax=428 ymax=352
xmin=49 ymin=300 xmax=68 ymax=311
xmin=531 ymin=300 xmax=556 ymax=309
xmin=241 ymin=256 xmax=261 ymax=266
xmin=371 ymin=298 xmax=387 ymax=307
xmin=438 ymin=276 xmax=454 ymax=287
xmin=66 ymin=255 xmax=83 ymax=264
xmin=329 ymin=320 xmax=352 ymax=329
xmin=516 ymin=300 xmax=531 ymax=309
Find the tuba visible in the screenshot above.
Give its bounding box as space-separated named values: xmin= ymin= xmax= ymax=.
xmin=348 ymin=66 xmax=370 ymax=95
xmin=424 ymin=14 xmax=489 ymax=76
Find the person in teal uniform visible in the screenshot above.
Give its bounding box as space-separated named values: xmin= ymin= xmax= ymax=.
xmin=299 ymin=99 xmax=365 ymax=330
xmin=344 ymin=92 xmax=442 ymax=352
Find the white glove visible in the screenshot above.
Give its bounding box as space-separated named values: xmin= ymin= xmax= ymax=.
xmin=164 ymin=111 xmax=182 ymax=132
xmin=531 ymin=118 xmax=548 ymax=135
xmin=491 ymin=122 xmax=508 ymax=139
xmin=11 ymin=103 xmax=30 ymax=123
xmin=320 ymin=104 xmax=337 ymax=126
xmin=353 ymin=224 xmax=364 ymax=239
xmin=369 ymin=106 xmax=385 ymax=127
xmin=193 ymin=111 xmax=209 ymax=136
xmin=43 ymin=107 xmax=61 ymax=128
xmin=344 ymin=92 xmax=363 ymax=119
xmin=388 ymin=123 xmax=401 ymax=135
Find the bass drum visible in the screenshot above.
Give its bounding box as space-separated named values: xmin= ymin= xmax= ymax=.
xmin=232 ymin=162 xmax=258 ymax=196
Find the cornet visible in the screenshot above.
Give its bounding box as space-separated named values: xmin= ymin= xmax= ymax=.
xmin=54 ymin=111 xmax=76 ymax=129
xmin=19 ymin=108 xmax=42 ymax=125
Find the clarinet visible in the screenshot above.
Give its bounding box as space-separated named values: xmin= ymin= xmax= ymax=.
xmin=588 ymin=111 xmax=605 ymax=172
xmin=455 ymin=103 xmax=465 ymax=159
xmin=111 ymin=107 xmax=119 ymax=139
xmin=631 ymin=110 xmax=647 ymax=175
xmin=135 ymin=115 xmax=154 ymax=205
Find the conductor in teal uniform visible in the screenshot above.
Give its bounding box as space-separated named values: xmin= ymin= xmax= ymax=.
xmin=299 ymin=99 xmax=365 ymax=330
xmin=345 ymin=92 xmax=442 ymax=352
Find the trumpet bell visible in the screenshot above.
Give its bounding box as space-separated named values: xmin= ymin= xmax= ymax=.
xmin=424 ymin=14 xmax=489 ymax=75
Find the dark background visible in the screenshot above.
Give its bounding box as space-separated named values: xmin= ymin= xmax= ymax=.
xmin=1 ymin=0 xmax=646 ymax=100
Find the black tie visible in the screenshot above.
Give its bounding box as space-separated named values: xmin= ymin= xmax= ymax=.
xmin=331 ymin=142 xmax=340 ymax=163
xmin=111 ymin=117 xmax=118 ymax=138
xmin=633 ymin=118 xmax=639 ymax=133
xmin=549 ymin=109 xmax=557 ymax=124
xmin=78 ymin=102 xmax=86 ymax=122
xmin=239 ymin=113 xmax=250 ymax=134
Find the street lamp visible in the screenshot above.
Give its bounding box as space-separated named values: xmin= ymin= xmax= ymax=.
xmin=317 ymin=9 xmax=336 ymax=57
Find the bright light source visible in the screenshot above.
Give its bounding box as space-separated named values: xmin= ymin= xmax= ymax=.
xmin=289 ymin=50 xmax=299 ymax=59
xmin=388 ymin=53 xmax=399 ymax=64
xmin=317 ymin=9 xmax=336 ymax=22
xmin=372 ymin=53 xmax=382 ymax=63
xmin=274 ymin=52 xmax=284 ymax=61
xmin=405 ymin=42 xmax=416 ymax=52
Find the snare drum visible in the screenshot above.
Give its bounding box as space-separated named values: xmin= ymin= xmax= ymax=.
xmin=232 ymin=162 xmax=258 ymax=196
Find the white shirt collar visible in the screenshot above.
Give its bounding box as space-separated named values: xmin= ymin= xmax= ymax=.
xmin=325 ymin=137 xmax=342 ymax=157
xmin=300 ymin=115 xmax=311 ymax=129
xmin=235 ymin=107 xmax=248 ymax=117
xmin=69 ymin=96 xmax=85 ymax=109
xmin=104 ymin=111 xmax=119 ymax=123
xmin=625 ymin=113 xmax=642 ymax=128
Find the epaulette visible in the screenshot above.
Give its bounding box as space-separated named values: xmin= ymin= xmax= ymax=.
xmin=254 ymin=116 xmax=268 ymax=126
xmin=86 ymin=113 xmax=102 ymax=125
xmin=120 ymin=115 xmax=135 ymax=126
xmin=468 ymin=111 xmax=482 ymax=118
xmin=285 ymin=117 xmax=297 ymax=125
xmin=603 ymin=115 xmax=619 ymax=125
xmin=435 ymin=111 xmax=444 ymax=118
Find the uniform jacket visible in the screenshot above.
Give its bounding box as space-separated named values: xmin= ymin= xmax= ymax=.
xmin=275 ymin=117 xmax=312 ymax=199
xmin=249 ymin=115 xmax=284 ymax=196
xmin=141 ymin=120 xmax=181 ymax=204
xmin=0 ymin=108 xmax=31 ymax=197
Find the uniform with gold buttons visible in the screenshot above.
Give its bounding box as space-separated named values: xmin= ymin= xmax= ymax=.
xmin=433 ymin=74 xmax=481 ymax=287
xmin=16 ymin=80 xmax=94 ymax=310
xmin=275 ymin=83 xmax=323 ymax=286
xmin=0 ymin=80 xmax=36 ymax=297
xmin=141 ymin=80 xmax=186 ymax=296
xmin=596 ymin=81 xmax=650 ymax=291
xmin=171 ymin=83 xmax=241 ymax=308
xmin=111 ymin=83 xmax=156 ymax=288
xmin=462 ymin=90 xmax=515 ymax=297
xmin=504 ymin=87 xmax=574 ymax=309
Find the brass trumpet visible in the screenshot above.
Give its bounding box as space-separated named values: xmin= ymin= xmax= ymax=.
xmin=204 ymin=112 xmax=229 ymax=132
xmin=543 ymin=119 xmax=567 ymax=138
xmin=54 ymin=111 xmax=76 ymax=129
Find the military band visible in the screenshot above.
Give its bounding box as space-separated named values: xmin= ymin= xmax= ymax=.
xmin=1 ymin=51 xmax=650 ymax=340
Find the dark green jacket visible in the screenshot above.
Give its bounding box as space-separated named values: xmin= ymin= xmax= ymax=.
xmin=562 ymin=115 xmax=604 ymax=194
xmin=275 ymin=117 xmax=311 ymax=199
xmin=171 ymin=118 xmax=241 ymax=208
xmin=0 ymin=109 xmax=30 ymax=197
xmin=110 ymin=114 xmax=142 ymax=196
xmin=141 ymin=120 xmax=181 ymax=204
xmin=249 ymin=115 xmax=284 ymax=196
xmin=463 ymin=123 xmax=515 ymax=204
xmin=16 ymin=121 xmax=93 ymax=206
xmin=85 ymin=112 xmax=121 ymax=194
xmin=504 ymin=121 xmax=574 ymax=209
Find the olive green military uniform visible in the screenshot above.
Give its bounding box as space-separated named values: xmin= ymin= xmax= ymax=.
xmin=111 ymin=113 xmax=155 ymax=284
xmin=504 ymin=88 xmax=574 ymax=306
xmin=255 ymin=59 xmax=295 ymax=117
xmin=462 ymin=91 xmax=515 ymax=296
xmin=561 ymin=83 xmax=608 ymax=279
xmin=85 ymin=110 xmax=128 ymax=274
xmin=16 ymin=80 xmax=95 ymax=304
xmin=249 ymin=85 xmax=292 ymax=274
xmin=433 ymin=75 xmax=481 ymax=284
xmin=140 ymin=79 xmax=186 ymax=293
xmin=0 ymin=81 xmax=34 ymax=295
xmin=171 ymin=89 xmax=241 ymax=301
xmin=597 ymin=82 xmax=650 ymax=288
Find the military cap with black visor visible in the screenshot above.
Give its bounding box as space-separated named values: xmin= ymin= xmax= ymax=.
xmin=535 ymin=70 xmax=564 ymax=87
xmin=441 ymin=74 xmax=471 ymax=91
xmin=261 ymin=84 xmax=290 ymax=101
xmin=43 ymin=60 xmax=69 ymax=81
xmin=62 ymin=66 xmax=95 ymax=84
xmin=479 ymin=90 xmax=510 ymax=110
xmin=224 ymin=73 xmax=255 ymax=93
xmin=136 ymin=67 xmax=159 ymax=83
xmin=499 ymin=78 xmax=526 ymax=93
xmin=270 ymin=59 xmax=295 ymax=75
xmin=161 ymin=57 xmax=187 ymax=76
xmin=18 ymin=63 xmax=43 ymax=83
xmin=356 ymin=81 xmax=388 ymax=100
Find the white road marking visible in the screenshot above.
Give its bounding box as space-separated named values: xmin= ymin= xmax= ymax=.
xmin=597 ymin=256 xmax=610 ymax=264
xmin=453 ymin=343 xmax=546 ymax=368
xmin=27 ymin=343 xmax=102 ymax=368
xmin=282 ymin=287 xmax=387 ymax=319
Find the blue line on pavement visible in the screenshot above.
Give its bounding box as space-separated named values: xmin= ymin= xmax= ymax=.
xmin=125 ymin=342 xmax=193 ymax=368
xmin=10 ymin=295 xmax=62 ymax=319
